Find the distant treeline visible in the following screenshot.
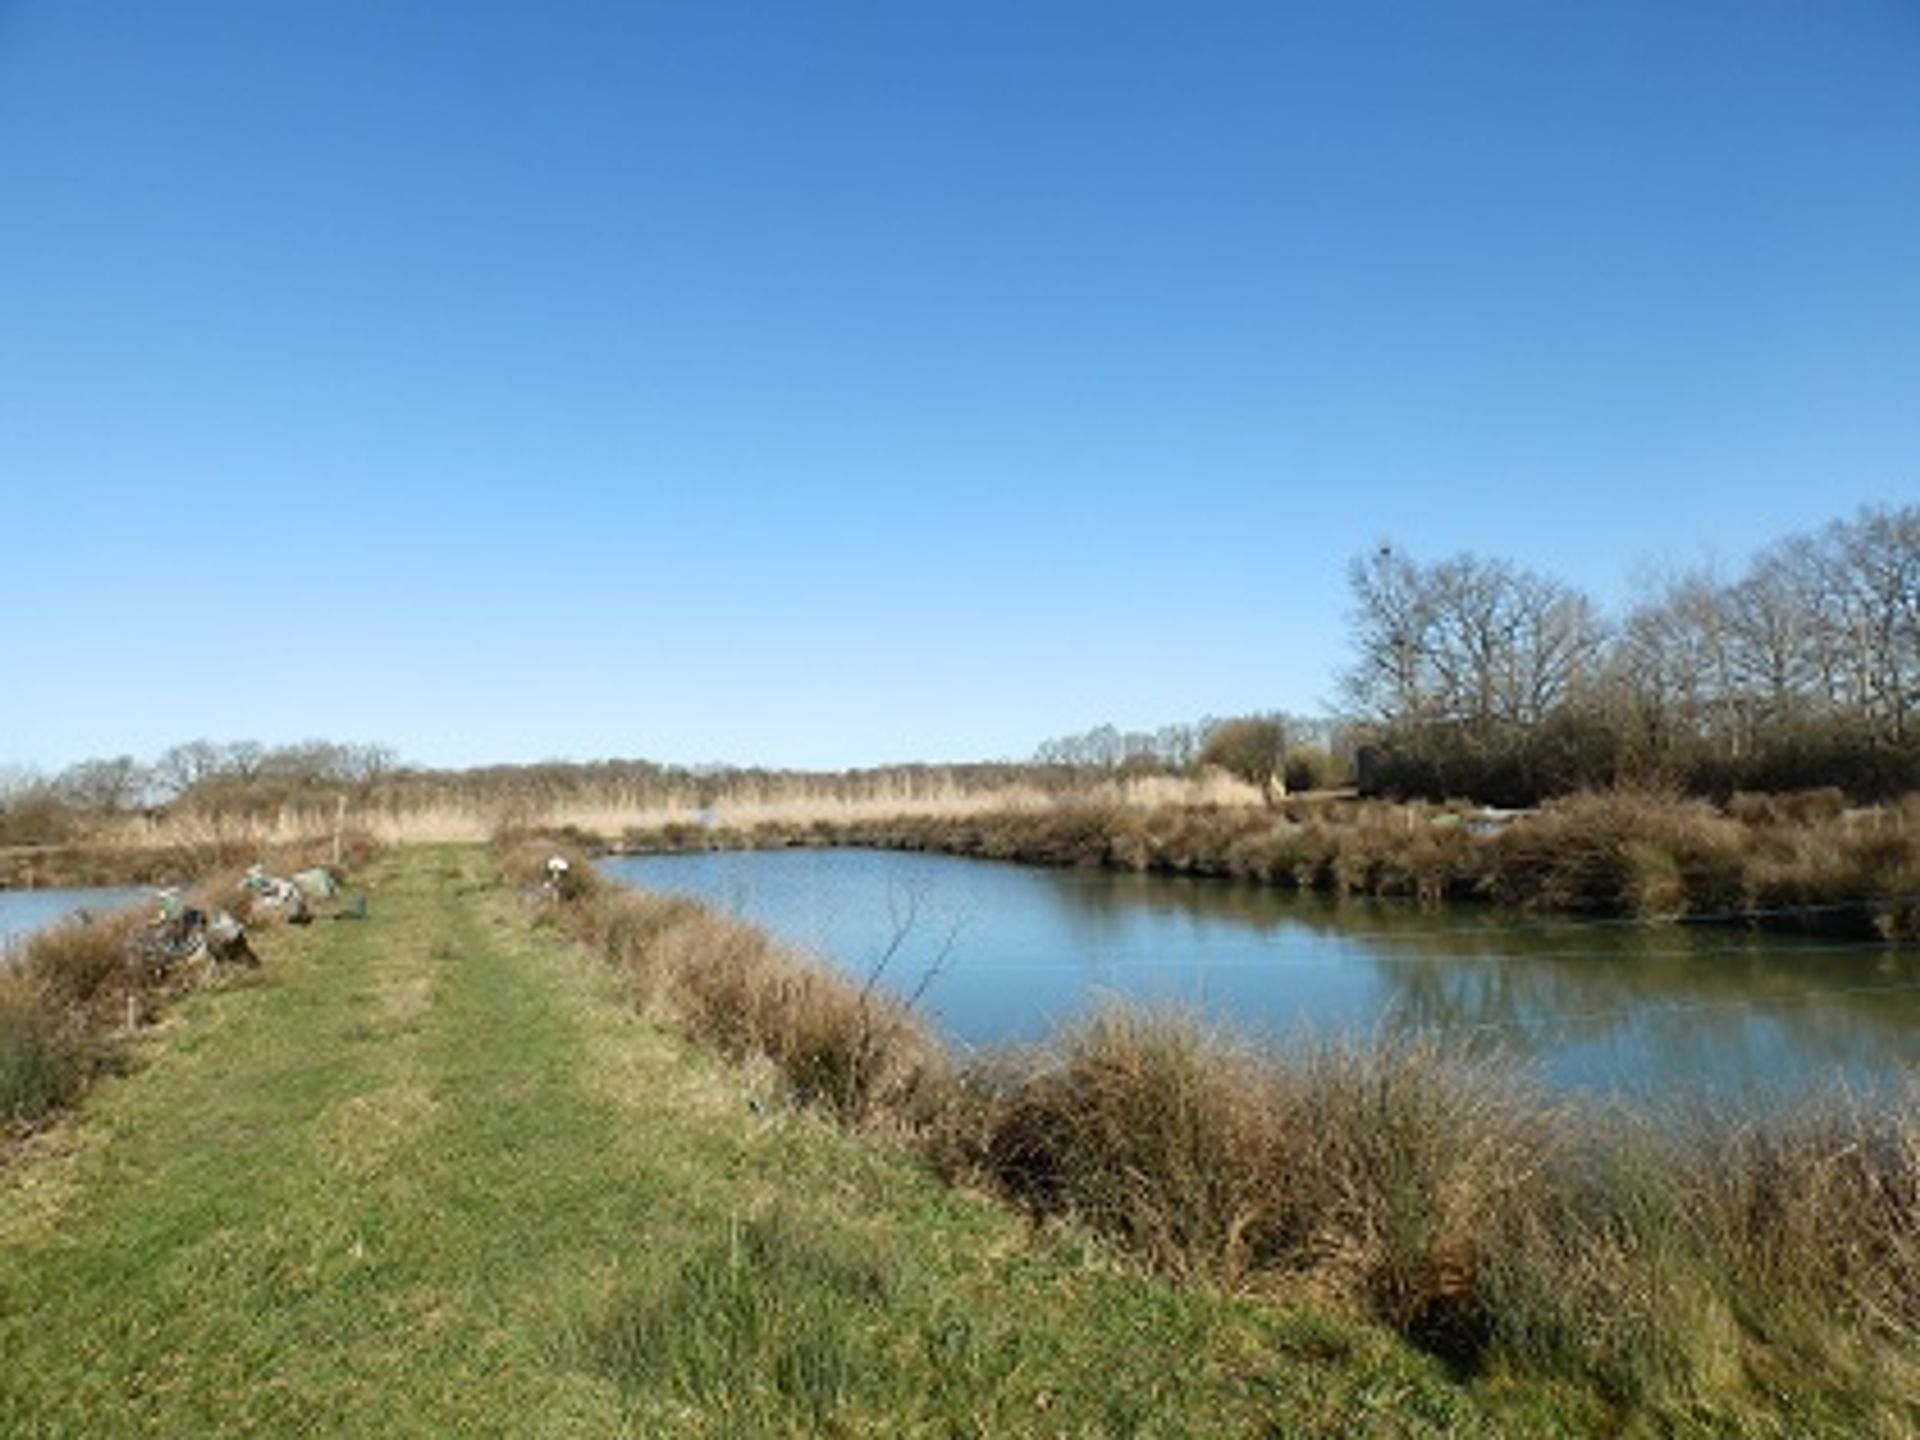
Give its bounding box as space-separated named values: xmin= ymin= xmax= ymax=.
xmin=1030 ymin=713 xmax=1350 ymax=798
xmin=0 ymin=740 xmax=1094 ymax=847
xmin=1 ymin=726 xmax=1334 ymax=848
xmin=983 ymin=506 xmax=1920 ymax=807
xmin=1346 ymin=503 xmax=1918 ymax=804
xmin=2 ymin=504 xmax=1912 ymax=837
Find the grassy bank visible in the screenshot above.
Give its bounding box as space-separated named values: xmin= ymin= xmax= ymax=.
xmin=615 ymin=789 xmax=1920 ymax=941
xmin=1 ymin=839 xmax=370 ymax=1133
xmin=511 ymin=838 xmax=1919 ymax=1435
xmin=3 ymin=846 xmax=1537 ymax=1437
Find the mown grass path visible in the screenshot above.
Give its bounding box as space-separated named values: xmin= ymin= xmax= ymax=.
xmin=1 ymin=847 xmax=1550 ymax=1438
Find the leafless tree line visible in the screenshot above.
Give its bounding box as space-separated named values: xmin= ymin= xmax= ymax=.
xmin=1031 ymin=715 xmax=1349 ymax=774
xmin=1 ymin=740 xmax=400 ymax=819
xmin=1032 ymin=722 xmax=1209 ymax=772
xmin=1346 ymin=504 xmax=1919 ymax=800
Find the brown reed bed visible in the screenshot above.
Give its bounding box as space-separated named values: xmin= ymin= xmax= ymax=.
xmin=615 ymin=789 xmax=1920 ymax=941
xmin=0 ymin=825 xmax=384 ymax=891
xmin=509 ymin=833 xmax=1919 ymax=1430
xmin=0 ymin=838 xmax=261 ymax=890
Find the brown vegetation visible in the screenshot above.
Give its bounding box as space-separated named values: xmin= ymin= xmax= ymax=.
xmin=618 ymin=789 xmax=1920 ymax=940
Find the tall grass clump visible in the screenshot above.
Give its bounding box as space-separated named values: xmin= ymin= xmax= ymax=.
xmin=1478 ymin=1092 xmax=1920 ymax=1426
xmin=0 ymin=977 xmax=89 ymax=1125
xmin=1481 ymin=790 xmax=1750 ymax=917
xmin=945 ymin=1011 xmax=1916 ymax=1423
xmin=591 ymin=1207 xmax=894 ymax=1431
xmin=1691 ymin=1087 xmax=1919 ymax=1340
xmin=944 ymin=1012 xmax=1555 ymax=1361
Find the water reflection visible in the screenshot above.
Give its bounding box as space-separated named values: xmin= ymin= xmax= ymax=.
xmin=601 ymin=850 xmax=1918 ymax=1098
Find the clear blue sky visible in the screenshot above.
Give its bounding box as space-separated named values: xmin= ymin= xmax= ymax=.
xmin=3 ymin=1 xmax=1915 ymax=771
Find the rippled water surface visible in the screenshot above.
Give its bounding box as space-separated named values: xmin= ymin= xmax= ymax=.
xmin=604 ymin=849 xmax=1919 ymax=1099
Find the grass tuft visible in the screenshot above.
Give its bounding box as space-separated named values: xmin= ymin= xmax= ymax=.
xmin=592 ymin=1207 xmax=893 ymax=1429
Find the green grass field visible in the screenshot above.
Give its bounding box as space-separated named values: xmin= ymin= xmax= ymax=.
xmin=0 ymin=846 xmax=1816 ymax=1437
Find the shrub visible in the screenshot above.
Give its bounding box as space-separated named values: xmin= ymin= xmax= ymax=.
xmin=16 ymin=910 xmax=143 ymax=1016
xmin=949 ymin=1013 xmax=1554 ymax=1365
xmin=0 ymin=980 xmax=88 ymax=1124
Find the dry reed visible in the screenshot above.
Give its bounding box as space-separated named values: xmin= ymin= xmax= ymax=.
xmin=629 ymin=790 xmax=1920 ymax=940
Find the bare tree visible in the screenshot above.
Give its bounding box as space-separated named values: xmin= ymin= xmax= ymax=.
xmin=154 ymin=739 xmax=227 ymax=801
xmin=1724 ymin=541 xmax=1823 ymax=728
xmin=1619 ymin=571 xmax=1739 ymax=757
xmin=54 ymin=756 xmax=152 ymax=814
xmin=1346 ymin=545 xmax=1605 ymax=734
xmin=1823 ymin=506 xmax=1920 ymax=744
xmin=1154 ymin=722 xmax=1201 ymax=769
xmin=1343 ymin=543 xmax=1439 ymax=723
xmin=342 ymin=743 xmax=400 ymax=786
xmin=222 ymin=741 xmax=267 ymax=781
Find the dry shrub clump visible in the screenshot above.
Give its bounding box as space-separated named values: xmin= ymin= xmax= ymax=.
xmin=943 ymin=1012 xmax=1554 ymax=1364
xmin=783 ymin=790 xmax=1920 ymax=938
xmin=10 ymin=909 xmax=148 ymax=1018
xmin=1481 ymin=791 xmax=1751 ymax=917
xmin=1 ymin=908 xmax=156 ymax=1128
xmin=0 ymin=975 xmax=91 ymax=1125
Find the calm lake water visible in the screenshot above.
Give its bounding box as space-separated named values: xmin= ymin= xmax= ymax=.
xmin=0 ymin=887 xmax=149 ymax=956
xmin=604 ymin=849 xmax=1919 ymax=1100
